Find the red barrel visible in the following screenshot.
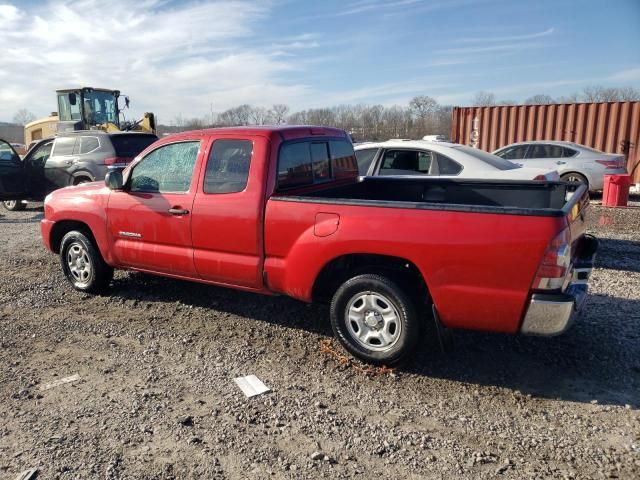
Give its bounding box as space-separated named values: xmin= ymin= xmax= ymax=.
xmin=602 ymin=174 xmax=632 ymax=207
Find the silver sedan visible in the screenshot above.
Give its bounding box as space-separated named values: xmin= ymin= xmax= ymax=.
xmin=493 ymin=141 xmax=627 ymax=191
xmin=355 ymin=140 xmax=559 ymax=181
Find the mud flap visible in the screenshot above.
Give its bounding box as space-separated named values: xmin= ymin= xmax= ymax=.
xmin=432 ymin=304 xmax=455 ymax=353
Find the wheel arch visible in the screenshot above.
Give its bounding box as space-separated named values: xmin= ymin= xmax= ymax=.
xmin=50 ymin=220 xmax=97 ymax=254
xmin=311 ymin=253 xmax=431 ymax=307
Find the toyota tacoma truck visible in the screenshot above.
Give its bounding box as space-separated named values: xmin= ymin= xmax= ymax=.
xmin=28 ymin=126 xmax=597 ymax=364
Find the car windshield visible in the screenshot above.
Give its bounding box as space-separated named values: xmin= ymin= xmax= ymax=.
xmin=454 ymin=145 xmax=519 ymax=170
xmin=110 ymin=135 xmax=158 ymax=157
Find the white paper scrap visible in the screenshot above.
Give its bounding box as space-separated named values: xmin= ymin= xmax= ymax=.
xmin=234 ymin=375 xmax=270 ymax=398
xmin=40 ymin=374 xmax=81 ymax=391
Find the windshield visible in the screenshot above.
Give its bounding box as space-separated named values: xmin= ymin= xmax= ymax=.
xmin=454 ymin=145 xmax=519 ymax=170
xmin=83 ymin=91 xmax=119 ymax=126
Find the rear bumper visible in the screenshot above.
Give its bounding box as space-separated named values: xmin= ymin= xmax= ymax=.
xmin=520 ymin=284 xmax=588 ymax=336
xmin=521 ymin=234 xmax=598 ymax=336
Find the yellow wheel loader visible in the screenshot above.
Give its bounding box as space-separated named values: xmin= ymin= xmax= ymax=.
xmin=25 ymin=87 xmax=156 ymax=147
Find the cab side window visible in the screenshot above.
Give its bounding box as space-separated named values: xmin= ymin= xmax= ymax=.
xmin=130 ymin=141 xmax=200 ymax=193
xmin=204 ymin=139 xmax=253 ymax=194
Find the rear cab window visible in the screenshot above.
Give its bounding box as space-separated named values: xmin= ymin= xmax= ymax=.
xmin=277 ymin=138 xmax=358 ymax=191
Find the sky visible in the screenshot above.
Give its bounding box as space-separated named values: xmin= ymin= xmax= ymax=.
xmin=0 ymin=0 xmax=639 ymax=124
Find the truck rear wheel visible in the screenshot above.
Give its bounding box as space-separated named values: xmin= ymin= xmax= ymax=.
xmin=330 ymin=274 xmax=418 ymax=365
xmin=60 ymin=230 xmax=113 ymax=293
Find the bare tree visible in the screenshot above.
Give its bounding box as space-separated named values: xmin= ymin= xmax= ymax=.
xmin=249 ymin=106 xmax=271 ymax=125
xmin=218 ymin=104 xmax=252 ymax=126
xmin=617 ymin=86 xmax=640 ymax=101
xmin=556 ymin=93 xmax=580 ymax=103
xmin=409 ymin=96 xmax=438 ymax=119
xmin=13 ymin=109 xmax=36 ymax=125
xmin=524 ymin=94 xmax=555 ymax=105
xmin=269 ymin=104 xmax=290 ymax=124
xmin=582 ymin=85 xmax=620 ymax=102
xmin=184 ymin=117 xmax=206 ymax=129
xmin=472 ymin=91 xmax=497 ymax=106
xmin=172 ymin=113 xmax=184 ymax=127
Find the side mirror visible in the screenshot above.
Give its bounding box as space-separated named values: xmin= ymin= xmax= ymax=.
xmin=69 ymin=92 xmax=77 ymax=106
xmin=105 ymin=170 xmax=124 ymax=190
xmin=125 ymin=96 xmax=130 ymax=108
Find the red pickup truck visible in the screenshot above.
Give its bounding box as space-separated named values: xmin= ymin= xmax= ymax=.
xmin=32 ymin=126 xmax=597 ymax=364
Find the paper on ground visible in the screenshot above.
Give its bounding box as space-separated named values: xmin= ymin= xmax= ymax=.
xmin=40 ymin=374 xmax=81 ymax=391
xmin=234 ymin=375 xmax=270 ymax=398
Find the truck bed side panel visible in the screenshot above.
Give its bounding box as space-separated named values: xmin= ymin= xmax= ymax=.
xmin=264 ymin=198 xmax=564 ymax=333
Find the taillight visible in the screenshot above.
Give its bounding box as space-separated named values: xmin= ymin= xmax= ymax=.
xmin=595 ymin=159 xmax=624 ymax=169
xmin=533 ymin=174 xmax=546 ymax=180
xmin=104 ymin=157 xmax=132 ymax=166
xmin=533 ymin=228 xmax=571 ymax=290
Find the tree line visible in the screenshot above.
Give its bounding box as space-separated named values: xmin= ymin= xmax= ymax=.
xmin=168 ymin=84 xmax=640 ymax=141
xmin=11 ymin=84 xmax=640 ymax=142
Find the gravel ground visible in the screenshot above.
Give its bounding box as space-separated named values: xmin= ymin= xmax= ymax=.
xmin=0 ymin=199 xmax=639 ymax=479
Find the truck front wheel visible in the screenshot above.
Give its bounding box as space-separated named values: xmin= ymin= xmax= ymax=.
xmin=60 ymin=230 xmax=113 ymax=293
xmin=330 ymin=274 xmax=418 ymax=365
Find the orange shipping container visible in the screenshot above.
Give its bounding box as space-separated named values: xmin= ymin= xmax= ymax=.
xmin=450 ymin=101 xmax=640 ymax=184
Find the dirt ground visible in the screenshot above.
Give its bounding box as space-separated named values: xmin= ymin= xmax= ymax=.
xmin=0 ymin=199 xmax=639 ymax=479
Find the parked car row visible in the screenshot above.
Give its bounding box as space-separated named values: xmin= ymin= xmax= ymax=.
xmin=1 ymin=129 xmax=626 ymax=213
xmin=0 ymin=131 xmax=157 ymax=210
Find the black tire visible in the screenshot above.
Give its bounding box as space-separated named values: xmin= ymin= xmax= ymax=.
xmin=73 ymin=176 xmax=92 ymax=185
xmin=330 ymin=274 xmax=419 ymax=365
xmin=561 ymin=172 xmax=588 ymax=191
xmin=60 ymin=230 xmax=113 ymax=293
xmin=2 ymin=200 xmax=26 ymax=211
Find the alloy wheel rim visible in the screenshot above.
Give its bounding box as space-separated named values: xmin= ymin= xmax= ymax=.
xmin=345 ymin=291 xmax=402 ymax=352
xmin=67 ymin=242 xmax=92 ymax=285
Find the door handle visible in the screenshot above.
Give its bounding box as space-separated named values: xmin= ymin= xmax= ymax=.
xmin=168 ymin=207 xmax=189 ymax=216
xmin=556 ymin=161 xmax=566 ymax=165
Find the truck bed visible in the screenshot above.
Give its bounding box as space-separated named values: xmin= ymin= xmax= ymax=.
xmin=274 ymin=177 xmax=584 ymax=217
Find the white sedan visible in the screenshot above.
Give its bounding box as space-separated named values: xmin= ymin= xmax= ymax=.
xmin=354 ymin=140 xmax=559 ymax=181
xmin=493 ymin=140 xmax=626 ymax=191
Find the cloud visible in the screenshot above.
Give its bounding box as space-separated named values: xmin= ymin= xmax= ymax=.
xmin=436 ymin=42 xmax=548 ymax=56
xmin=608 ymin=67 xmax=640 ymax=82
xmin=0 ymin=0 xmax=312 ymax=122
xmin=453 ymin=28 xmax=555 ymax=44
xmin=336 ymin=0 xmax=424 ymax=16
